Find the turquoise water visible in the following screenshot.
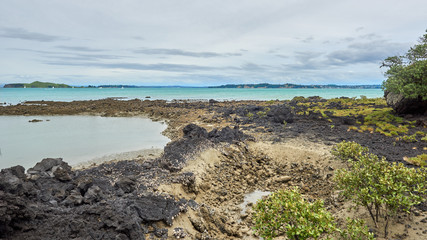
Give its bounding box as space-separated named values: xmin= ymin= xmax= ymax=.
xmin=0 ymin=88 xmax=384 ymax=105
xmin=0 ymin=116 xmax=170 ymax=169
xmin=0 ymin=87 xmax=384 ymax=169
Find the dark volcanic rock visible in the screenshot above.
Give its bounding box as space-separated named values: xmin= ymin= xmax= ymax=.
xmin=0 ymin=191 xmax=36 ymax=235
xmin=0 ymin=156 xmax=192 ymax=239
xmin=115 ymin=176 xmax=137 ymax=193
xmin=160 ymin=124 xmax=250 ymax=171
xmin=208 ymin=126 xmax=248 ymax=143
xmin=28 ymin=158 xmax=64 ymax=173
xmin=1 ymin=166 xmax=26 ymax=179
xmin=385 ymin=91 xmax=427 ymax=115
xmin=160 ymin=136 xmax=210 ymax=172
xmin=27 ymin=158 xmax=73 ymax=180
xmin=267 ymin=104 xmax=294 ymax=123
xmin=0 ymin=166 xmax=29 ymax=194
xmin=183 ymin=123 xmax=208 ymax=139
xmin=53 ymin=167 xmax=72 ymax=181
xmin=131 ymin=194 xmax=187 ymax=225
xmin=341 ymin=116 xmax=356 ymax=125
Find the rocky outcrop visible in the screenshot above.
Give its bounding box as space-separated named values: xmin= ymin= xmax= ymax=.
xmin=385 ymin=91 xmax=427 ymax=115
xmin=0 ymin=158 xmax=190 ymax=239
xmin=159 ymin=124 xmax=250 ymax=171
xmin=267 ymin=104 xmax=294 ymax=123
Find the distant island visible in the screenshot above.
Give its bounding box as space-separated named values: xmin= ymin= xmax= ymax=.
xmin=2 ymin=82 xmax=197 ymax=89
xmin=209 ymin=83 xmax=381 ymax=89
xmin=3 ymin=81 xmax=382 ymax=89
xmin=4 ymin=81 xmax=72 ymax=88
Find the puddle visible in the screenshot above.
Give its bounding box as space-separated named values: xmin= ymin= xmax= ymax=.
xmin=240 ymin=190 xmax=272 ymax=216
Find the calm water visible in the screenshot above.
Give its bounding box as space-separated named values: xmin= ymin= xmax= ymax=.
xmin=0 ymin=116 xmax=170 ymax=170
xmin=0 ymin=87 xmax=384 ymax=105
xmin=0 ymin=87 xmax=383 ymax=170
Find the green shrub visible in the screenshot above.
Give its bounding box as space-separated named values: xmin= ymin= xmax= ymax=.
xmin=256 ymin=107 xmax=270 ymax=118
xmin=331 ymin=141 xmax=368 ymax=162
xmin=292 ymin=96 xmax=307 ymax=102
xmin=257 ymin=111 xmax=267 ymax=118
xmin=415 ymin=131 xmax=426 ymax=136
xmin=283 ymin=120 xmax=288 ymax=128
xmin=406 ymin=154 xmax=427 ymax=167
xmin=252 ymin=187 xmax=337 ymax=240
xmin=401 ymin=134 xmax=417 ymax=142
xmin=246 ymin=112 xmax=254 ymax=119
xmin=339 ymin=218 xmax=375 ymax=240
xmin=381 ymin=30 xmax=427 ymax=100
xmin=333 ymin=141 xmax=427 ymax=237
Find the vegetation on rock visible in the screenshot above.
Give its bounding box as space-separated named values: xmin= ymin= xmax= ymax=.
xmin=381 ymin=30 xmax=427 ymax=114
xmin=404 ymin=153 xmax=427 ymax=167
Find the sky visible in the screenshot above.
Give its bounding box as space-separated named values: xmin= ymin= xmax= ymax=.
xmin=0 ymin=0 xmax=426 ymax=86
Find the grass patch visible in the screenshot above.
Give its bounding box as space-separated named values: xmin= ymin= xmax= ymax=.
xmin=404 ymin=154 xmax=427 ymax=167
xmin=294 ymin=97 xmax=417 ymax=138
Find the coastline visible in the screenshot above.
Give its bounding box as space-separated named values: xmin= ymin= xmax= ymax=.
xmin=72 ymin=148 xmax=164 ymax=170
xmin=0 ymin=97 xmax=425 ymax=239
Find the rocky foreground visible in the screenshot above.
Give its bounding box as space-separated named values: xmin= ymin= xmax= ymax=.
xmin=0 ymin=98 xmax=426 ymax=239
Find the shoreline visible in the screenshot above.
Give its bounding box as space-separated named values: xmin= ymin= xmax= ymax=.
xmin=0 ymin=97 xmax=425 ymax=239
xmin=72 ymin=148 xmax=164 ymax=170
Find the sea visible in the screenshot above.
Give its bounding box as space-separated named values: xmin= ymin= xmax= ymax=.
xmin=0 ymin=87 xmax=384 ymax=105
xmin=0 ymin=87 xmax=383 ymax=170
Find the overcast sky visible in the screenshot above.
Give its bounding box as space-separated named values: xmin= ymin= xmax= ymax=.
xmin=0 ymin=0 xmax=426 ymax=86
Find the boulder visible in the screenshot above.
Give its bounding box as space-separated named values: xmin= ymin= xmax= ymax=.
xmin=385 ymin=91 xmax=427 ymax=115
xmin=114 ymin=176 xmax=136 ymax=194
xmin=0 ymin=171 xmax=23 ymax=194
xmin=0 ymin=166 xmax=32 ymax=194
xmin=63 ymin=190 xmax=84 ymax=206
xmin=208 ymin=126 xmax=248 ymax=143
xmin=28 ymin=158 xmax=63 ymax=173
xmin=53 ymin=167 xmax=72 ymax=182
xmin=182 ymin=124 xmax=208 ymax=139
xmin=267 ymin=104 xmax=294 ymax=123
xmin=84 ymin=185 xmax=104 ymax=203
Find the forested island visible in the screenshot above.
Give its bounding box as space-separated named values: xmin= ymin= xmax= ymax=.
xmin=3 ymin=81 xmax=72 ymax=88
xmin=210 ymin=83 xmax=382 ymax=89
xmin=3 ymin=81 xmax=382 ymax=89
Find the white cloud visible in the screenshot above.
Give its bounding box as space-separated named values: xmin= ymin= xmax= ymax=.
xmin=0 ymin=0 xmax=426 ymax=86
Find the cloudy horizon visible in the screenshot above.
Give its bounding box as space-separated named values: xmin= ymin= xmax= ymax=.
xmin=0 ymin=0 xmax=426 ymax=86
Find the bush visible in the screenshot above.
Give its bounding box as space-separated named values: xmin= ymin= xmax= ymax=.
xmin=405 ymin=154 xmax=427 ymax=167
xmin=252 ymin=187 xmax=336 ymax=240
xmin=333 ymin=141 xmax=427 ymax=237
xmin=381 ymin=30 xmax=427 ymax=101
xmin=339 ymin=218 xmax=374 ymax=240
xmin=252 ymin=187 xmax=375 ymax=240
xmin=331 ymin=141 xmax=368 ymax=162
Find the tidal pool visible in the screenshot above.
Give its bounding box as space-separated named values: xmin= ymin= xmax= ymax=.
xmin=0 ymin=116 xmax=170 ymax=170
xmin=240 ymin=190 xmax=272 ymax=215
